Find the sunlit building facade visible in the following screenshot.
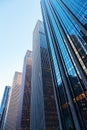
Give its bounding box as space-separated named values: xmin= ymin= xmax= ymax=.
xmin=41 ymin=0 xmax=87 ymax=130
xmin=4 ymin=72 xmax=22 ymax=130
xmin=30 ymin=20 xmax=59 ymax=130
xmin=17 ymin=50 xmax=32 ymax=130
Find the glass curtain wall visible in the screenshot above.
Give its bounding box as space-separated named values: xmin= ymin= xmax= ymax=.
xmin=41 ymin=0 xmax=87 ymax=130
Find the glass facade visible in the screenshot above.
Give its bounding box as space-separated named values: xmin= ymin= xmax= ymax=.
xmin=30 ymin=20 xmax=59 ymax=130
xmin=0 ymin=86 xmax=10 ymax=129
xmin=41 ymin=0 xmax=87 ymax=130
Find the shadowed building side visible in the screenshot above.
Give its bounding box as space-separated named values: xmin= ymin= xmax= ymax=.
xmin=30 ymin=20 xmax=59 ymax=130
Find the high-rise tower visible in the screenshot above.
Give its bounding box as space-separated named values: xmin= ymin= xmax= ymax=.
xmin=41 ymin=0 xmax=87 ymax=130
xmin=4 ymin=72 xmax=22 ymax=130
xmin=17 ymin=50 xmax=32 ymax=130
xmin=30 ymin=20 xmax=59 ymax=130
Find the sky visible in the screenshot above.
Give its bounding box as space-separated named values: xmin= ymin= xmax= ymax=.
xmin=0 ymin=0 xmax=42 ymax=105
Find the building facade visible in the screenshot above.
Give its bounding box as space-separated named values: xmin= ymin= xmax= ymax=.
xmin=16 ymin=50 xmax=32 ymax=130
xmin=41 ymin=0 xmax=87 ymax=130
xmin=3 ymin=72 xmax=22 ymax=130
xmin=30 ymin=20 xmax=59 ymax=130
xmin=0 ymin=86 xmax=11 ymax=129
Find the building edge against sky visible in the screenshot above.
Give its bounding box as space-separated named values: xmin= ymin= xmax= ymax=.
xmin=0 ymin=50 xmax=32 ymax=130
xmin=41 ymin=0 xmax=87 ymax=130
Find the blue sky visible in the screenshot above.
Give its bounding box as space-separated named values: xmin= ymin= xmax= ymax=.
xmin=0 ymin=0 xmax=42 ymax=105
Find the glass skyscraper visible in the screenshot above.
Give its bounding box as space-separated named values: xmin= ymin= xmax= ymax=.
xmin=30 ymin=20 xmax=59 ymax=130
xmin=0 ymin=86 xmax=10 ymax=129
xmin=41 ymin=0 xmax=87 ymax=130
xmin=17 ymin=50 xmax=32 ymax=130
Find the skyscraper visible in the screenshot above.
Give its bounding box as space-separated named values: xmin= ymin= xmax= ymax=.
xmin=0 ymin=86 xmax=11 ymax=129
xmin=30 ymin=20 xmax=59 ymax=130
xmin=4 ymin=72 xmax=22 ymax=130
xmin=41 ymin=0 xmax=87 ymax=130
xmin=17 ymin=50 xmax=32 ymax=130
